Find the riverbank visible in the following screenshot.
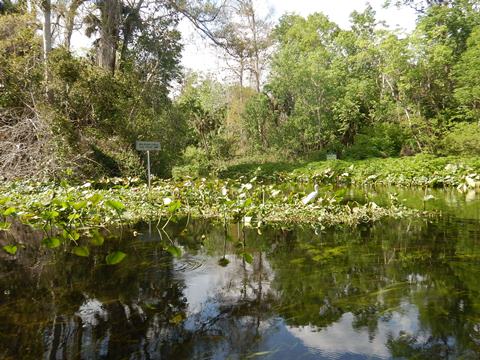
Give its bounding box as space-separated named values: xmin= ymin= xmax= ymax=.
xmin=219 ymin=154 xmax=480 ymax=188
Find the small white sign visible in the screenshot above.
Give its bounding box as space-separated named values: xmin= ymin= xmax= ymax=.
xmin=136 ymin=141 xmax=161 ymax=151
xmin=326 ymin=153 xmax=337 ymax=161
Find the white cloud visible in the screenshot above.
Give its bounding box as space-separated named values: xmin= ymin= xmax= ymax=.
xmin=287 ymin=304 xmax=422 ymax=358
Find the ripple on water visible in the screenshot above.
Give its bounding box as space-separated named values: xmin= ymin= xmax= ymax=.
xmin=174 ymin=255 xmax=205 ymax=273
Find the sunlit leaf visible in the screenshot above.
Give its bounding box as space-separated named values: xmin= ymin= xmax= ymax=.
xmin=169 ymin=313 xmax=184 ymax=325
xmin=90 ymin=229 xmax=104 ymax=246
xmin=72 ymin=246 xmax=90 ymax=257
xmin=168 ymin=200 xmax=181 ymax=213
xmin=2 ymin=245 xmax=17 ymax=255
xmin=106 ymin=251 xmax=127 ymax=265
xmin=88 ymin=193 xmax=103 ymax=205
xmin=3 ymin=207 xmax=16 ymax=216
xmin=72 ymin=201 xmax=87 ymax=210
xmin=0 ymin=222 xmax=11 ymax=231
xmin=42 ymin=237 xmax=61 ymax=249
xmin=166 ymin=245 xmax=182 ymax=258
xmin=242 ymin=252 xmax=254 ymax=264
xmin=0 ymin=197 xmax=11 ymax=205
xmin=68 ymin=213 xmax=81 ymax=221
xmin=42 ymin=210 xmax=59 ymax=220
xmin=334 ymin=189 xmax=347 ymax=199
xmin=106 ymin=200 xmax=126 ymax=212
xmin=68 ymin=230 xmax=80 ymax=241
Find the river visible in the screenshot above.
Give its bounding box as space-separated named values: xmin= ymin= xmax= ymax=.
xmin=1 ymin=188 xmax=480 ymax=359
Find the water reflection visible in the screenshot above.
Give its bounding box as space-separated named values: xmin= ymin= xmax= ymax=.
xmin=345 ymin=186 xmax=480 ymax=220
xmin=1 ymin=216 xmax=480 ymax=359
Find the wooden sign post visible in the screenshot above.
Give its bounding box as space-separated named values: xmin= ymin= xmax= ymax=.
xmin=136 ymin=141 xmax=161 ymax=189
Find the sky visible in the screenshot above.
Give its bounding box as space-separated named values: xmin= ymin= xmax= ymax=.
xmin=180 ymin=0 xmax=418 ymax=79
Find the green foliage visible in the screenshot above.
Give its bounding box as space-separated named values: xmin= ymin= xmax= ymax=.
xmin=2 ymin=244 xmax=17 ymax=255
xmin=442 ymin=122 xmax=480 ymax=155
xmin=0 ymin=10 xmax=185 ymax=181
xmin=42 ymin=237 xmax=61 ymax=249
xmin=223 ymin=2 xmax=480 ymax=162
xmin=454 ymin=26 xmax=480 ymax=120
xmin=172 ymin=146 xmax=211 ymax=179
xmin=2 ymin=1 xmax=480 ymax=179
xmin=0 ymin=13 xmax=42 ymax=108
xmin=106 ymin=251 xmax=127 ymax=265
xmin=344 ymin=123 xmax=407 ymax=160
xmin=166 ymin=246 xmax=182 ymax=258
xmin=242 ymin=93 xmax=275 ymax=151
xmin=72 ymin=246 xmax=90 ymax=257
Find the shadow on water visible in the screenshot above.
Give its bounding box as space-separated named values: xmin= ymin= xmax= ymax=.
xmin=1 ymin=215 xmax=480 ymax=359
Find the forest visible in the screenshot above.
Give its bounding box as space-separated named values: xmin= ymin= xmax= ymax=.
xmin=1 ymin=0 xmax=479 ymax=181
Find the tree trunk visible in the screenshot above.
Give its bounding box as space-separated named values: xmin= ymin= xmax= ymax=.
xmin=41 ymin=0 xmax=52 ymax=100
xmin=64 ymin=0 xmax=84 ymax=51
xmin=119 ymin=0 xmax=145 ymax=68
xmin=98 ymin=0 xmax=122 ymax=74
xmin=250 ymin=10 xmax=261 ymax=92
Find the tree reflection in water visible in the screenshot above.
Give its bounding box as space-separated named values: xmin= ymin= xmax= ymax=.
xmin=1 ymin=216 xmax=480 ymax=359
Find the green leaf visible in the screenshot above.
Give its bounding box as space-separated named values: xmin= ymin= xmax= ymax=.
xmin=218 ymin=257 xmax=230 ymax=267
xmin=72 ymin=201 xmax=87 ymax=210
xmin=0 ymin=222 xmax=11 ymax=231
xmin=334 ymin=189 xmax=347 ymax=199
xmin=3 ymin=244 xmax=17 ymax=255
xmin=106 ymin=200 xmax=126 ymax=212
xmin=3 ymin=245 xmax=17 ymax=255
xmin=89 ymin=193 xmax=103 ymax=205
xmin=42 ymin=210 xmax=59 ymax=220
xmin=168 ymin=200 xmax=181 ymax=213
xmin=68 ymin=213 xmax=81 ymax=221
xmin=68 ymin=230 xmax=80 ymax=241
xmin=90 ymin=229 xmax=104 ymax=246
xmin=106 ymin=251 xmax=127 ymax=265
xmin=3 ymin=207 xmax=16 ymax=216
xmin=169 ymin=313 xmax=184 ymax=325
xmin=0 ymin=197 xmax=11 ymax=206
xmin=72 ymin=246 xmax=90 ymax=257
xmin=242 ymin=252 xmax=254 ymax=264
xmin=166 ymin=245 xmax=182 ymax=258
xmin=42 ymin=237 xmax=61 ymax=249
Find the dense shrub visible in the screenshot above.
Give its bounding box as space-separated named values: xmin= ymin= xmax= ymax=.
xmin=442 ymin=122 xmax=480 ymax=155
xmin=343 ymin=123 xmax=407 ymax=160
xmin=172 ymin=146 xmax=211 ymax=179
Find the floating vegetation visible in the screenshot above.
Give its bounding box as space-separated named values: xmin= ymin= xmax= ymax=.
xmin=0 ymin=177 xmax=426 ymax=259
xmin=0 ymin=177 xmax=421 ymax=227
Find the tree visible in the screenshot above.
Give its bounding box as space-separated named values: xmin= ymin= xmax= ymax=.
xmin=267 ymin=13 xmax=341 ymax=154
xmin=386 ymin=0 xmax=452 ymax=13
xmin=39 ymin=0 xmax=52 ymax=97
xmin=177 ymin=73 xmax=227 ymax=158
xmin=454 ymin=26 xmax=480 ymax=121
xmin=58 ymin=0 xmax=87 ymax=51
xmin=214 ymin=0 xmax=272 ymax=91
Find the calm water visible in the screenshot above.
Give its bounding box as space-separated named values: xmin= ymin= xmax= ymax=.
xmin=1 ymin=191 xmax=480 ymax=359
